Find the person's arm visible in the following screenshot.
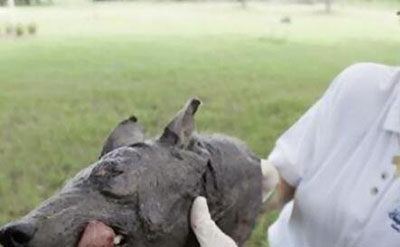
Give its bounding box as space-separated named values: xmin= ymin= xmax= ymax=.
xmin=277 ymin=176 xmax=295 ymax=208
xmin=191 ymin=63 xmax=385 ymax=246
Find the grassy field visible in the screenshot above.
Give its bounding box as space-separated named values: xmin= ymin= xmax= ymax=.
xmin=0 ymin=2 xmax=399 ymax=246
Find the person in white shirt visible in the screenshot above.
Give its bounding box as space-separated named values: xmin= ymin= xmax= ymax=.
xmin=190 ymin=63 xmax=400 ymax=247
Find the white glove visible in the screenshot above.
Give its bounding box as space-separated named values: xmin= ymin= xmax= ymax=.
xmin=191 ymin=197 xmax=238 ymax=247
xmin=190 ymin=159 xmax=280 ymax=247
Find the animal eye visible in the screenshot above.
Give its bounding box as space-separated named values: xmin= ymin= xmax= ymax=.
xmin=90 ymin=150 xmax=141 ymax=197
xmin=90 ymin=160 xmax=134 ymax=198
xmin=91 ymin=160 xmax=125 ymax=178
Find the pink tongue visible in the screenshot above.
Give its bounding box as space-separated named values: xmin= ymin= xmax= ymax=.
xmin=78 ymin=220 xmax=116 ymax=247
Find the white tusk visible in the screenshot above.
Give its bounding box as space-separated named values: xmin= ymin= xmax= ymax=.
xmin=114 ymin=235 xmax=123 ymax=245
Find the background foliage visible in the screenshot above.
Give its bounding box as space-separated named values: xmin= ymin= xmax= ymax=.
xmin=0 ymin=1 xmax=399 ymax=246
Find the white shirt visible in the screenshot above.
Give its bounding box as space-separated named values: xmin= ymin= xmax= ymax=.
xmin=268 ymin=63 xmax=400 ymax=247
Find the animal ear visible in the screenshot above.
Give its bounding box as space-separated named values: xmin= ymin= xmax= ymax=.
xmin=100 ymin=115 xmax=146 ymax=158
xmin=159 ymin=98 xmax=201 ymax=148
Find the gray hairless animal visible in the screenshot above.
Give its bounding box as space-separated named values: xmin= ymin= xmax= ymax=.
xmin=0 ymin=99 xmax=262 ymax=247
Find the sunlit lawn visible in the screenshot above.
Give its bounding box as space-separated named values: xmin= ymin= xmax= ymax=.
xmin=0 ymin=2 xmax=399 ymax=246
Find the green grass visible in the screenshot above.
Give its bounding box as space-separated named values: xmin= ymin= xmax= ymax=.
xmin=0 ymin=2 xmax=399 ymax=246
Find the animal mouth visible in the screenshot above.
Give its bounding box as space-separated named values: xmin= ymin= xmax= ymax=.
xmin=77 ymin=220 xmax=127 ymax=247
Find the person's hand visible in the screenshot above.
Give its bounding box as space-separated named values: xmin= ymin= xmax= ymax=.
xmin=190 ymin=197 xmax=238 ymax=247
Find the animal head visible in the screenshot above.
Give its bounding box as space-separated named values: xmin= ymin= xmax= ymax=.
xmin=0 ymin=98 xmax=262 ymax=247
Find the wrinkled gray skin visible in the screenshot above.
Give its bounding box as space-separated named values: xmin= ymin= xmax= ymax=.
xmin=0 ymin=99 xmax=262 ymax=247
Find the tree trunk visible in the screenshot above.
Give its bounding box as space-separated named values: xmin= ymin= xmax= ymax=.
xmin=238 ymin=0 xmax=246 ymax=9
xmin=7 ymin=0 xmax=15 ymax=8
xmin=325 ymin=0 xmax=331 ymax=13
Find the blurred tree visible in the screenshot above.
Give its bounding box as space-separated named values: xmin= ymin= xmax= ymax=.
xmin=297 ymin=0 xmax=314 ymax=3
xmin=7 ymin=0 xmax=14 ymax=7
xmin=238 ymin=0 xmax=247 ymax=9
xmin=325 ymin=0 xmax=331 ymax=13
xmin=297 ymin=0 xmax=333 ymax=13
xmin=0 ymin=0 xmax=48 ymax=6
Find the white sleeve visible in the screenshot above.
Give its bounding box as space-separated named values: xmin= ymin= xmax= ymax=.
xmin=267 ymin=99 xmax=323 ymax=187
xmin=267 ymin=63 xmax=399 ymax=187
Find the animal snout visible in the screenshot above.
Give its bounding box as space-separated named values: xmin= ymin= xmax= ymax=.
xmin=0 ymin=222 xmax=37 ymax=247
